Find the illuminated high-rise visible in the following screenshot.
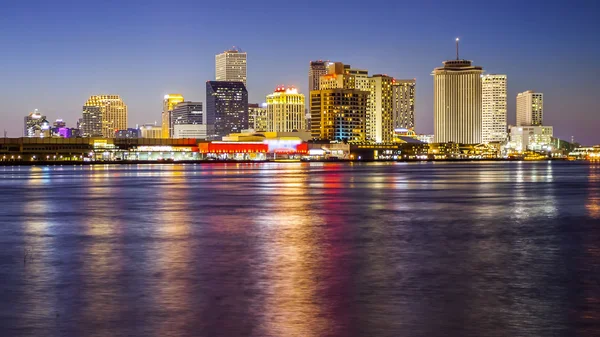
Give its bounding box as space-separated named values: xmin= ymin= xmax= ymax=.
xmin=482 ymin=74 xmax=507 ymax=142
xmin=346 ymin=67 xmax=369 ymax=91
xmin=265 ymin=87 xmax=306 ymax=132
xmin=206 ymin=81 xmax=248 ymax=138
xmin=215 ymin=49 xmax=247 ymax=86
xmin=248 ymin=103 xmax=268 ymax=131
xmin=368 ymin=75 xmax=394 ymax=143
xmin=82 ymin=95 xmax=128 ymax=138
xmin=162 ymin=94 xmax=184 ymax=138
xmin=516 ymin=90 xmax=543 ymax=126
xmin=308 ymin=60 xmax=328 ymax=92
xmin=392 ymin=79 xmax=416 ymax=130
xmin=433 ymin=41 xmax=483 ymax=144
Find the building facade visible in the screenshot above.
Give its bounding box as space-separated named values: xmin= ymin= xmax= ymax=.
xmin=206 ymin=81 xmax=249 ymax=139
xmin=265 ymin=87 xmax=306 ymax=132
xmin=215 ymin=49 xmax=247 ymax=86
xmin=309 ymin=60 xmax=328 ymax=92
xmin=82 ymin=95 xmax=128 ymax=138
xmin=346 ymin=68 xmax=370 ymax=91
xmin=392 ymin=79 xmax=416 ymax=131
xmin=24 ymin=110 xmax=50 ymax=137
xmin=310 ymin=89 xmax=368 ymax=142
xmin=508 ymin=125 xmax=553 ymax=152
xmin=248 ymin=103 xmax=268 ymax=131
xmin=368 ymin=75 xmax=395 ymax=143
xmin=433 ymin=60 xmax=483 ymax=144
xmin=139 ymin=124 xmax=162 ymax=138
xmin=162 ymin=94 xmax=184 ymax=138
xmin=516 ymin=90 xmax=543 ymax=126
xmin=482 ymin=74 xmax=507 ymax=143
xmin=173 ymin=124 xmax=212 ymax=139
xmin=171 ymin=101 xmax=204 ymax=126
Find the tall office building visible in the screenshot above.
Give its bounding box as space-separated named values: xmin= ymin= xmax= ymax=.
xmin=368 ymin=75 xmax=395 ymax=143
xmin=516 ymin=90 xmax=543 ymax=126
xmin=215 ymin=49 xmax=247 ymax=86
xmin=81 ymin=95 xmax=127 ymax=138
xmin=310 ymin=89 xmax=368 ymax=142
xmin=433 ymin=41 xmax=484 ymax=144
xmin=309 ymin=60 xmax=328 ymax=92
xmin=392 ymin=79 xmax=416 ymax=130
xmin=206 ymin=81 xmax=248 ymax=138
xmin=265 ymin=87 xmax=306 ymax=132
xmin=24 ymin=109 xmax=50 ymax=137
xmin=482 ymin=74 xmax=507 ymax=143
xmin=162 ymin=94 xmax=184 ymax=138
xmin=248 ymin=103 xmax=268 ymax=131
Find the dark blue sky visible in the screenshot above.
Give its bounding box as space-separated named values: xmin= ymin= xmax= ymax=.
xmin=0 ymin=0 xmax=598 ymax=143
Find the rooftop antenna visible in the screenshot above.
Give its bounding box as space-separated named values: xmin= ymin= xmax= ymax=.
xmin=456 ymin=37 xmax=460 ymax=60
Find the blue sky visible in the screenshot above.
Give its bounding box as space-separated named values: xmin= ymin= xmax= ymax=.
xmin=0 ymin=0 xmax=598 ymax=143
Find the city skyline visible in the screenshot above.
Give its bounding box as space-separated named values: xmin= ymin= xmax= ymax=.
xmin=0 ymin=0 xmax=598 ymax=144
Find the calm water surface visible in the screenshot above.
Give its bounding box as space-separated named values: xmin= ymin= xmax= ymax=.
xmin=0 ymin=162 xmax=599 ymax=337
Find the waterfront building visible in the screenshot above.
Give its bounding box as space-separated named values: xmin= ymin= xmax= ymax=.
xmin=368 ymin=75 xmax=395 ymax=143
xmin=516 ymin=90 xmax=543 ymax=126
xmin=265 ymin=87 xmax=306 ymax=132
xmin=215 ymin=48 xmax=247 ymax=86
xmin=162 ymin=94 xmax=184 ymax=138
xmin=248 ymin=103 xmax=268 ymax=131
xmin=139 ymin=124 xmax=162 ymax=138
xmin=482 ymin=75 xmax=508 ymax=143
xmin=508 ymin=125 xmax=554 ymax=152
xmin=310 ymin=89 xmax=368 ymax=142
xmin=392 ymin=79 xmax=416 ymax=130
xmin=81 ymin=95 xmax=127 ymax=138
xmin=206 ymin=81 xmax=249 ymax=139
xmin=24 ymin=110 xmax=50 ymax=137
xmin=309 ymin=60 xmax=328 ymax=92
xmin=433 ymin=40 xmax=484 ymax=144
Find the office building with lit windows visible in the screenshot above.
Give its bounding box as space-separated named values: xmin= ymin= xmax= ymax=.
xmin=206 ymin=81 xmax=248 ymax=139
xmin=433 ymin=59 xmax=484 ymax=144
xmin=482 ymin=74 xmax=507 ymax=143
xmin=265 ymin=87 xmax=306 ymax=132
xmin=248 ymin=103 xmax=268 ymax=131
xmin=162 ymin=94 xmax=184 ymax=138
xmin=516 ymin=90 xmax=543 ymax=126
xmin=368 ymin=75 xmax=395 ymax=143
xmin=508 ymin=125 xmax=553 ymax=152
xmin=309 ymin=60 xmax=328 ymax=92
xmin=346 ymin=67 xmax=370 ymax=91
xmin=81 ymin=95 xmax=128 ymax=138
xmin=392 ymin=79 xmax=416 ymax=130
xmin=215 ymin=49 xmax=247 ymax=86
xmin=310 ymin=89 xmax=368 ymax=142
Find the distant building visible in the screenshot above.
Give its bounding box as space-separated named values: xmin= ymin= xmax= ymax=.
xmin=24 ymin=110 xmax=50 ymax=137
xmin=139 ymin=124 xmax=162 ymax=138
xmin=482 ymin=75 xmax=507 ymax=143
xmin=516 ymin=90 xmax=543 ymax=126
xmin=433 ymin=41 xmax=484 ymax=144
xmin=248 ymin=103 xmax=268 ymax=131
xmin=162 ymin=94 xmax=184 ymax=138
xmin=392 ymin=79 xmax=416 ymax=130
xmin=173 ymin=124 xmax=213 ymax=139
xmin=81 ymin=95 xmax=127 ymax=138
xmin=508 ymin=125 xmax=553 ymax=152
xmin=416 ymin=134 xmax=435 ymax=144
xmin=265 ymin=87 xmax=306 ymax=132
xmin=53 ymin=119 xmax=66 ymax=129
xmin=346 ymin=67 xmax=369 ymax=91
xmin=308 ymin=60 xmax=328 ymax=92
xmin=115 ymin=128 xmax=141 ymax=138
xmin=171 ymin=101 xmax=204 ymax=127
xmin=215 ymin=49 xmax=247 ymax=86
xmin=206 ymin=81 xmax=249 ymax=139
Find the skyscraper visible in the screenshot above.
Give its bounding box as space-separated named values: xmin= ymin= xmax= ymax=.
xmin=310 ymin=89 xmax=368 ymax=142
xmin=206 ymin=81 xmax=248 ymax=138
xmin=516 ymin=90 xmax=543 ymax=126
xmin=392 ymin=79 xmax=416 ymax=130
xmin=248 ymin=103 xmax=268 ymax=131
xmin=81 ymin=95 xmax=127 ymax=138
xmin=265 ymin=87 xmax=306 ymax=132
xmin=162 ymin=94 xmax=184 ymax=138
xmin=368 ymin=75 xmax=395 ymax=143
xmin=482 ymin=74 xmax=507 ymax=143
xmin=215 ymin=49 xmax=247 ymax=86
xmin=433 ymin=41 xmax=484 ymax=144
xmin=308 ymin=60 xmax=328 ymax=92
xmin=24 ymin=109 xmax=50 ymax=137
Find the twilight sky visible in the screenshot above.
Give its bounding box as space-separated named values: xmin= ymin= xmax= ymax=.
xmin=0 ymin=0 xmax=598 ymax=143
